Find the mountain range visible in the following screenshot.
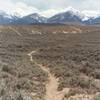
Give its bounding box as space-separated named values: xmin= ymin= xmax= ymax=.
xmin=0 ymin=8 xmax=100 ymax=25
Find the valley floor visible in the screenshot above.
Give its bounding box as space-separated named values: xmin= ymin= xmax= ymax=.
xmin=0 ymin=25 xmax=100 ymax=100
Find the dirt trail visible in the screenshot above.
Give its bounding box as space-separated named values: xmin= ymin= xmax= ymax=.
xmin=27 ymin=50 xmax=69 ymax=100
xmin=8 ymin=26 xmax=22 ymax=36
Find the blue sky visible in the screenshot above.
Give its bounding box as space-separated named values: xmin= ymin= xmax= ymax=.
xmin=0 ymin=0 xmax=100 ymax=17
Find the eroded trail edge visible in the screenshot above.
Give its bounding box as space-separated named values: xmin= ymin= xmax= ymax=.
xmin=27 ymin=50 xmax=69 ymax=100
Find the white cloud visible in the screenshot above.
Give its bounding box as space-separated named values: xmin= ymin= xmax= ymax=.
xmin=82 ymin=10 xmax=100 ymax=18
xmin=80 ymin=0 xmax=100 ymax=11
xmin=29 ymin=0 xmax=100 ymax=11
xmin=41 ymin=7 xmax=81 ymax=18
xmin=0 ymin=0 xmax=39 ymax=17
xmin=41 ymin=9 xmax=64 ymax=17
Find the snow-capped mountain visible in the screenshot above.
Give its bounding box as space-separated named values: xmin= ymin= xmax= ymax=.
xmin=0 ymin=7 xmax=100 ymax=25
xmin=91 ymin=17 xmax=100 ymax=24
xmin=47 ymin=7 xmax=100 ymax=25
xmin=47 ymin=7 xmax=84 ymax=24
xmin=84 ymin=17 xmax=100 ymax=25
xmin=0 ymin=10 xmax=20 ymax=24
xmin=0 ymin=11 xmax=12 ymax=24
xmin=12 ymin=13 xmax=47 ymax=24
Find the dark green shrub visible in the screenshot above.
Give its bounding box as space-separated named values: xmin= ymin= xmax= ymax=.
xmin=2 ymin=65 xmax=10 ymax=73
xmin=92 ymin=69 xmax=100 ymax=79
xmin=78 ymin=79 xmax=90 ymax=89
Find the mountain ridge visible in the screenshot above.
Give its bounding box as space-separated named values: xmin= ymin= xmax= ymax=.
xmin=0 ymin=8 xmax=100 ymax=25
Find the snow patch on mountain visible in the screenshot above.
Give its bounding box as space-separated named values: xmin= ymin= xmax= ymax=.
xmin=82 ymin=10 xmax=100 ymax=18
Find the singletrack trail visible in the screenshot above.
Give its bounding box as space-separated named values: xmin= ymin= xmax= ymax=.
xmin=28 ymin=50 xmax=69 ymax=100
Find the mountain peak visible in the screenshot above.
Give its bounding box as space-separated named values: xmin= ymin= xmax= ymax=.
xmin=66 ymin=6 xmax=79 ymax=13
xmin=29 ymin=13 xmax=40 ymax=17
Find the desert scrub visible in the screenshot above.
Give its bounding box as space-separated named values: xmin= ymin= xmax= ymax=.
xmin=64 ymin=89 xmax=76 ymax=99
xmin=64 ymin=88 xmax=86 ymax=99
xmin=2 ymin=65 xmax=10 ymax=73
xmin=91 ymin=69 xmax=100 ymax=79
xmin=17 ymin=93 xmax=23 ymax=100
xmin=2 ymin=64 xmax=17 ymax=76
xmin=92 ymin=94 xmax=100 ymax=100
xmin=58 ymin=74 xmax=93 ymax=91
